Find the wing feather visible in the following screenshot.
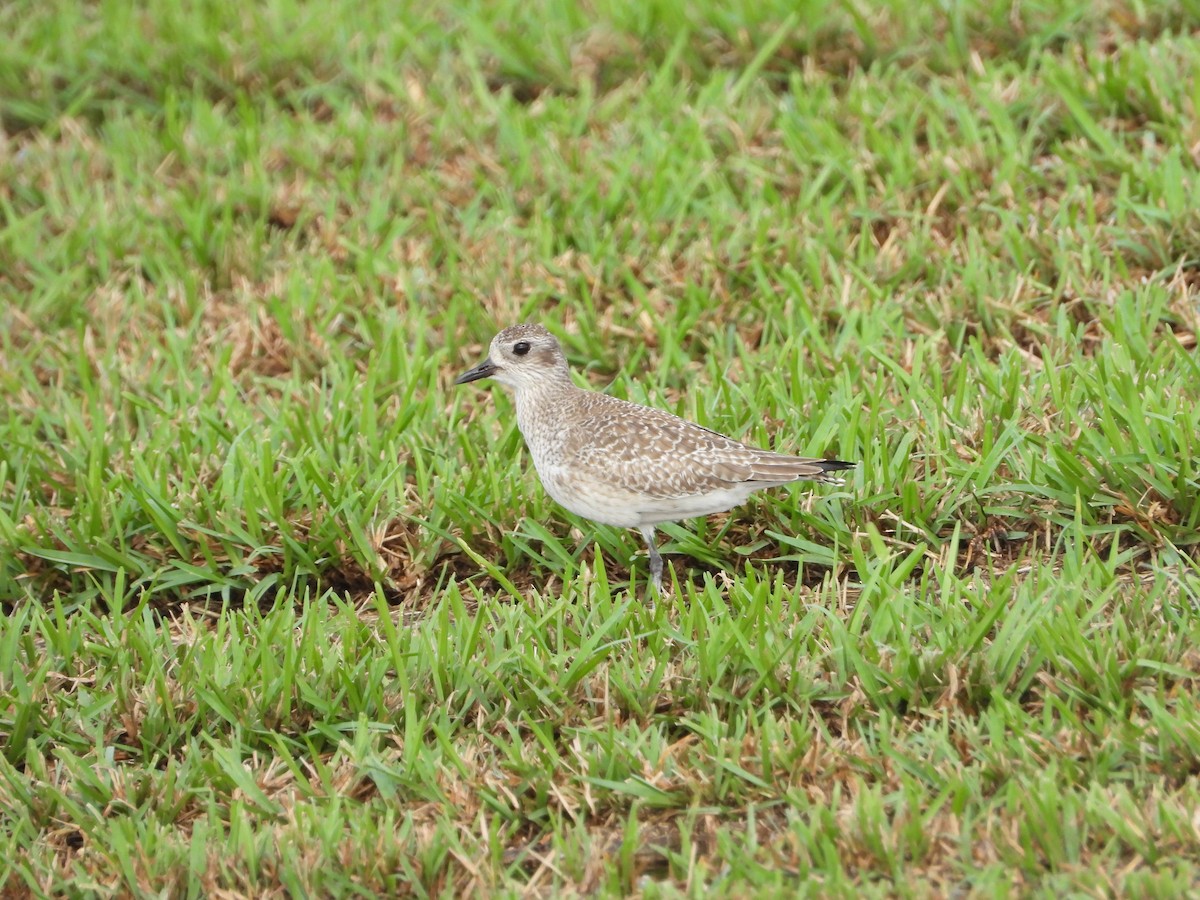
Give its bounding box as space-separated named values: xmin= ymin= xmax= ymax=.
xmin=560 ymin=394 xmax=849 ymax=498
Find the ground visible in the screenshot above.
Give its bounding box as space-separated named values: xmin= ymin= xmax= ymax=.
xmin=2 ymin=0 xmax=1200 ymax=895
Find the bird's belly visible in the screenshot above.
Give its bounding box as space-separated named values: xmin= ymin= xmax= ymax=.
xmin=534 ymin=460 xmax=763 ymax=528
xmin=632 ymin=486 xmax=762 ymax=525
xmin=536 ymin=463 xmax=645 ymax=527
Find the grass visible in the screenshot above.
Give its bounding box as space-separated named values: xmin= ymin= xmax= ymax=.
xmin=3 ymin=0 xmax=1200 ymax=894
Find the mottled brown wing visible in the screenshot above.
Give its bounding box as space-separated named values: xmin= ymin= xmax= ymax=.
xmin=562 ymin=394 xmax=831 ymax=499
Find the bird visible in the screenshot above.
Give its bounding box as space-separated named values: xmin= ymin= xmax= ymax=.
xmin=454 ymin=324 xmax=854 ymax=591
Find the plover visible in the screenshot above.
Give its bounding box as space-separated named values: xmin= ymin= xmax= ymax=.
xmin=455 ymin=324 xmax=854 ymax=590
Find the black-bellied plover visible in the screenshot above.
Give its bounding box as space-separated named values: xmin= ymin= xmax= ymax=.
xmin=455 ymin=324 xmax=854 ymax=591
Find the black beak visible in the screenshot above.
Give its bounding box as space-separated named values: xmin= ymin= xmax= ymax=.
xmin=454 ymin=357 xmax=498 ymax=385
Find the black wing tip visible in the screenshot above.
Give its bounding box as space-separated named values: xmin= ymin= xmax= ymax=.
xmin=820 ymin=459 xmax=856 ymax=472
xmin=812 ymin=458 xmax=856 ymax=486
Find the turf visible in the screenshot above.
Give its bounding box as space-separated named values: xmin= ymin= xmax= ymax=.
xmin=3 ymin=0 xmax=1200 ymax=895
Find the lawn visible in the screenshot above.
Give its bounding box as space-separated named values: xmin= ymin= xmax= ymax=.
xmin=3 ymin=0 xmax=1200 ymax=895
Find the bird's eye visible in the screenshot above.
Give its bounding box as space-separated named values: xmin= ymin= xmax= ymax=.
xmin=513 ymin=341 xmax=531 ymax=356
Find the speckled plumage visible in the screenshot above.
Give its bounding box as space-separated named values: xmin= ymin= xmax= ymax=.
xmin=455 ymin=324 xmax=854 ymax=590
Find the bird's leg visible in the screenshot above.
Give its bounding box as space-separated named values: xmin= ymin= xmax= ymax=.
xmin=639 ymin=526 xmax=663 ymax=593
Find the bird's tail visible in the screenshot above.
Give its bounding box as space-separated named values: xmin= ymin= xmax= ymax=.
xmin=807 ymin=458 xmax=856 ymax=485
xmin=747 ymin=455 xmax=856 ymax=485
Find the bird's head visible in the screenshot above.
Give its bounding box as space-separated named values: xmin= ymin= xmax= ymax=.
xmin=454 ymin=323 xmax=570 ymax=393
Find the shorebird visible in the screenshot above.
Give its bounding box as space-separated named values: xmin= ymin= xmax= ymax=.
xmin=455 ymin=324 xmax=854 ymax=591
